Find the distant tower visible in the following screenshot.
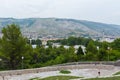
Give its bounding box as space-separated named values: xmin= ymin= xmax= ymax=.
xmin=102 ymin=30 xmax=105 ymax=41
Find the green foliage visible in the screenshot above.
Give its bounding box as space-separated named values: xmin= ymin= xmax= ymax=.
xmin=0 ymin=24 xmax=32 ymax=70
xmin=86 ymin=40 xmax=97 ymax=53
xmin=59 ymin=70 xmax=71 ymax=74
xmin=35 ymin=39 xmax=42 ymax=46
xmin=97 ymin=48 xmax=107 ymax=61
xmin=53 ymin=36 xmax=92 ymax=46
xmin=30 ymin=37 xmax=120 ymax=68
xmin=85 ymin=52 xmax=97 ymax=61
xmin=76 ymin=46 xmax=84 ymax=61
xmin=66 ymin=46 xmax=78 ymax=62
xmin=112 ymin=38 xmax=120 ymax=51
xmin=101 ymin=41 xmax=109 ymax=50
xmin=0 ymin=24 xmax=120 ymax=70
xmin=77 ymin=46 xmax=84 ymax=55
xmin=28 ymin=39 xmax=42 ymax=46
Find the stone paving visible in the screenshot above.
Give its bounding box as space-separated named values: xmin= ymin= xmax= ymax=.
xmin=0 ymin=64 xmax=120 ymax=80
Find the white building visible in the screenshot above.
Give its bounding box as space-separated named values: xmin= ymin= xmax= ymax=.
xmin=22 ymin=31 xmax=38 ymax=40
xmin=41 ymin=40 xmax=47 ymax=46
xmin=100 ymin=36 xmax=115 ymax=42
xmin=52 ymin=43 xmax=61 ymax=48
xmin=64 ymin=45 xmax=70 ymax=49
xmin=32 ymin=45 xmax=37 ymax=48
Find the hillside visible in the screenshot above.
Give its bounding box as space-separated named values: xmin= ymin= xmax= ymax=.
xmin=0 ymin=18 xmax=120 ymax=38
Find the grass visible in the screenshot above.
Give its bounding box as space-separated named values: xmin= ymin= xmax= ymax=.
xmin=30 ymin=76 xmax=81 ymax=80
xmin=82 ymin=76 xmax=120 ymax=80
xmin=59 ymin=70 xmax=71 ymax=74
xmin=31 ymin=76 xmax=120 ymax=80
xmin=30 ymin=77 xmax=40 ymax=80
xmin=113 ymin=71 xmax=120 ymax=75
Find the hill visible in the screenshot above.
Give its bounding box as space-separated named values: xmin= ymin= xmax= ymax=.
xmin=0 ymin=18 xmax=120 ymax=38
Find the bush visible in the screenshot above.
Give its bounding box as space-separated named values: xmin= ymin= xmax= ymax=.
xmin=59 ymin=70 xmax=71 ymax=74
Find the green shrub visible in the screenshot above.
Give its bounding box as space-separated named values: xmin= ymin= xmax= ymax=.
xmin=59 ymin=70 xmax=71 ymax=74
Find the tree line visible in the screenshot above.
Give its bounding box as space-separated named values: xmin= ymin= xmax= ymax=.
xmin=0 ymin=24 xmax=120 ymax=70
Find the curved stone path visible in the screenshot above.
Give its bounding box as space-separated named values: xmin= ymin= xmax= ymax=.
xmin=0 ymin=64 xmax=120 ymax=80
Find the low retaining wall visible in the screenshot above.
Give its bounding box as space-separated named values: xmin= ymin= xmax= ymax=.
xmin=0 ymin=64 xmax=115 ymax=77
xmin=56 ymin=61 xmax=115 ymax=66
xmin=114 ymin=60 xmax=120 ymax=66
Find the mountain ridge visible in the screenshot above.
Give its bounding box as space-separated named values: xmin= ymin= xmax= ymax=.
xmin=0 ymin=18 xmax=120 ymax=38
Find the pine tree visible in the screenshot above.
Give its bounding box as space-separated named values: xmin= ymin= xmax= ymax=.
xmin=77 ymin=46 xmax=84 ymax=55
xmin=0 ymin=24 xmax=31 ymax=69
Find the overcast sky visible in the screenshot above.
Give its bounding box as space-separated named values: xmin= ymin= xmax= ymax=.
xmin=0 ymin=0 xmax=120 ymax=24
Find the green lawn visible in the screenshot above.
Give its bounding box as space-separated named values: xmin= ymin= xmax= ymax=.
xmin=30 ymin=76 xmax=81 ymax=80
xmin=30 ymin=76 xmax=120 ymax=80
xmin=113 ymin=71 xmax=120 ymax=75
xmin=82 ymin=76 xmax=120 ymax=80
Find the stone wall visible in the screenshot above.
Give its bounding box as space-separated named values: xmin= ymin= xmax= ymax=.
xmin=114 ymin=60 xmax=120 ymax=66
xmin=0 ymin=64 xmax=115 ymax=77
xmin=56 ymin=61 xmax=115 ymax=66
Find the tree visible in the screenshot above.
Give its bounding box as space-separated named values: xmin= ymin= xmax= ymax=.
xmin=77 ymin=46 xmax=84 ymax=55
xmin=36 ymin=39 xmax=42 ymax=46
xmin=67 ymin=36 xmax=76 ymax=46
xmin=67 ymin=46 xmax=77 ymax=62
xmin=97 ymin=48 xmax=107 ymax=61
xmin=86 ymin=40 xmax=97 ymax=54
xmin=101 ymin=41 xmax=109 ymax=50
xmin=112 ymin=38 xmax=120 ymax=51
xmin=0 ymin=24 xmax=31 ymax=69
xmin=76 ymin=46 xmax=84 ymax=61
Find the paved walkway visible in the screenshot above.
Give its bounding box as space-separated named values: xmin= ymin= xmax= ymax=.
xmin=0 ymin=65 xmax=120 ymax=80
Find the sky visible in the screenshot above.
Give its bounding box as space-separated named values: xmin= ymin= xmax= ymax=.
xmin=0 ymin=0 xmax=120 ymax=24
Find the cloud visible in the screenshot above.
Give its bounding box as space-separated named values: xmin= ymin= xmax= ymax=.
xmin=0 ymin=0 xmax=120 ymax=24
